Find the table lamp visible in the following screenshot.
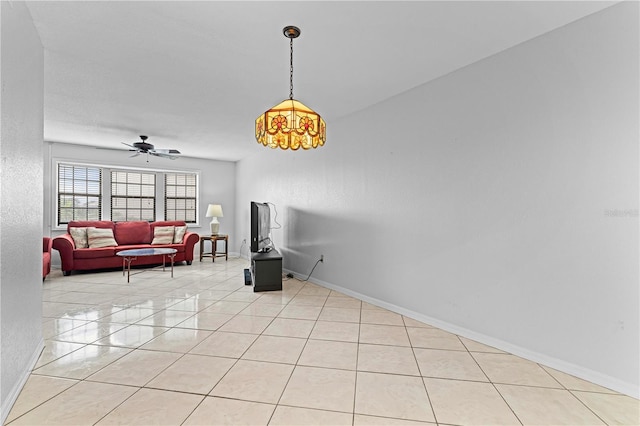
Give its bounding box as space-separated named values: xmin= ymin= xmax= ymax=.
xmin=206 ymin=204 xmax=223 ymax=235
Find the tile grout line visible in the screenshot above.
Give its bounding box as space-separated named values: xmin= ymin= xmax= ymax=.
xmin=263 ymin=279 xmax=309 ymax=424
xmin=351 ymin=301 xmax=363 ymax=425
xmin=407 ymin=317 xmax=439 ymax=425
xmin=466 ymin=349 xmax=524 ymax=426
xmin=537 ymin=364 xmax=611 ymax=425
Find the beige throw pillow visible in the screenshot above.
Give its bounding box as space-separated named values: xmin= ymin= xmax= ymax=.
xmin=87 ymin=227 xmax=118 ymax=248
xmin=173 ymin=226 xmax=187 ymax=244
xmin=152 ymin=226 xmax=175 ymax=245
xmin=69 ymin=227 xmax=88 ymax=248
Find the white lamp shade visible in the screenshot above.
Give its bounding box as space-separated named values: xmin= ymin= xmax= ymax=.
xmin=206 ymin=204 xmax=223 ymax=218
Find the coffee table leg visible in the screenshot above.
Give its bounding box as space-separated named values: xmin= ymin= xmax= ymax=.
xmin=124 ymin=256 xmax=134 ymax=283
xmin=170 ymin=254 xmax=175 ymax=277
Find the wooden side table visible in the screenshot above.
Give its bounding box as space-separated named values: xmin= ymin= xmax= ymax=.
xmin=199 ymin=234 xmax=228 ymax=262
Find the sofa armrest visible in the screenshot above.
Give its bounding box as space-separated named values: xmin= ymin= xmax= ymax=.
xmin=43 ymin=237 xmax=53 ymax=254
xmin=43 ymin=237 xmax=53 ymax=279
xmin=182 ymin=232 xmax=199 ymax=262
xmin=52 ymin=234 xmax=75 ymax=274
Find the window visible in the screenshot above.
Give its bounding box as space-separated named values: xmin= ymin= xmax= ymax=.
xmin=165 ymin=173 xmax=197 ymax=223
xmin=111 ymin=171 xmax=156 ymax=221
xmin=57 ymin=164 xmax=102 ymax=224
xmin=55 ymin=162 xmax=199 ymax=227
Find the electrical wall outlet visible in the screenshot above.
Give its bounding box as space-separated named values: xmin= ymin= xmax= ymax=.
xmin=320 ymin=254 xmax=324 ymax=262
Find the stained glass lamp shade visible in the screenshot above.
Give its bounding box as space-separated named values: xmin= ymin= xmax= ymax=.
xmin=255 ymin=99 xmax=326 ymax=150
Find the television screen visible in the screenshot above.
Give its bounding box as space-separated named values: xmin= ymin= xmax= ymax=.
xmin=251 ymin=201 xmax=271 ymax=253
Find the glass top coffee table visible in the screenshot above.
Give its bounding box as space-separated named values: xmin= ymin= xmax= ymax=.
xmin=116 ymin=248 xmax=177 ymax=282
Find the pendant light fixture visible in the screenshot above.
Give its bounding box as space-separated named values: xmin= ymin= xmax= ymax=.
xmin=255 ymin=26 xmax=325 ymax=150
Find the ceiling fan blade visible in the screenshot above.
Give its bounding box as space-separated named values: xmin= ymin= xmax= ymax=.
xmin=122 ymin=142 xmax=136 ymax=149
xmin=150 ymin=152 xmax=178 ymax=160
xmin=153 ymin=148 xmax=181 ymax=155
xmin=129 ymin=152 xmax=140 ymax=158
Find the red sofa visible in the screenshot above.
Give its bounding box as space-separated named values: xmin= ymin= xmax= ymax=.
xmin=43 ymin=237 xmax=52 ymax=280
xmin=53 ymin=220 xmax=199 ymax=276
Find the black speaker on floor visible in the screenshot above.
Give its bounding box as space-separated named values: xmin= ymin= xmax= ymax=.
xmin=244 ymin=268 xmax=252 ymax=285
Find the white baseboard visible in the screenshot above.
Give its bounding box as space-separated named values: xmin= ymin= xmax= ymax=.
xmin=284 ymin=268 xmax=639 ymax=399
xmin=1 ymin=339 xmax=45 ymax=424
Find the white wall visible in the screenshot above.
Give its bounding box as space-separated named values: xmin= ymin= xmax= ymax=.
xmin=236 ymin=2 xmax=639 ymax=396
xmin=44 ymin=143 xmax=237 ymax=259
xmin=0 ymin=0 xmax=45 ymax=421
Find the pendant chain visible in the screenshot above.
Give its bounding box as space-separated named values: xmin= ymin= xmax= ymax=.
xmin=289 ymin=37 xmax=294 ymax=100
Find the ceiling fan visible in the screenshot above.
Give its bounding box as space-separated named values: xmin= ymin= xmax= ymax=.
xmin=122 ymin=135 xmax=181 ymax=161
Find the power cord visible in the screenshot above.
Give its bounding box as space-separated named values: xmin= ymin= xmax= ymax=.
xmin=282 ymin=272 xmax=293 ymax=281
xmin=239 ymin=239 xmax=251 ymax=267
xmin=302 ymin=257 xmax=322 ymax=282
xmin=268 ymin=202 xmax=282 ymax=230
xmin=262 ymin=236 xmax=277 ymax=252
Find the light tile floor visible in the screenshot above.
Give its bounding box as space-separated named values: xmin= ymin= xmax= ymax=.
xmin=6 ymin=258 xmax=639 ymax=425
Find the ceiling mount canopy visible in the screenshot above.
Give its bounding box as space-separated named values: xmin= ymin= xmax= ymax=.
xmin=282 ymin=25 xmax=300 ymax=40
xmin=255 ymin=26 xmax=325 ymax=150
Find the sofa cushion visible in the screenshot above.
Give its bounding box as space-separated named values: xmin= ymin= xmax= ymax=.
xmin=173 ymin=226 xmax=187 ymax=244
xmin=74 ymin=247 xmax=116 ymax=259
xmin=151 ymin=221 xmax=186 ymax=233
xmin=87 ymin=227 xmax=118 ymax=248
xmin=152 ymin=226 xmax=175 ymax=245
xmin=69 ymin=227 xmax=88 ymax=248
xmin=114 ymin=221 xmax=151 ymax=245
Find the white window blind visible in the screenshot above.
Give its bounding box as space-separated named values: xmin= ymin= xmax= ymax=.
xmin=57 ymin=164 xmax=102 ymax=225
xmin=165 ymin=173 xmax=197 ymax=223
xmin=111 ymin=171 xmax=156 ymax=222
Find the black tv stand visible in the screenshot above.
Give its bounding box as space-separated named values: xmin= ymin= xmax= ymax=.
xmin=251 ymin=249 xmax=282 ymax=292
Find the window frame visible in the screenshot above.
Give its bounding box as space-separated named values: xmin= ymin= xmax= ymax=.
xmin=111 ymin=170 xmax=157 ymax=222
xmin=57 ymin=164 xmax=102 ymax=224
xmin=164 ymin=172 xmax=198 ymax=223
xmin=54 ymin=160 xmax=200 ymax=229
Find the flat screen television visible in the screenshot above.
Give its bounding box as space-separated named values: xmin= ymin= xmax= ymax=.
xmin=251 ymin=201 xmax=271 ymax=253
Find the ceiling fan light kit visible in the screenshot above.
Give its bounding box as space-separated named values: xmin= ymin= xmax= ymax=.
xmin=255 ymin=26 xmax=325 ymax=150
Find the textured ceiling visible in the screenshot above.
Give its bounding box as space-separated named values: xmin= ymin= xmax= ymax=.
xmin=25 ymin=1 xmax=615 ymax=161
